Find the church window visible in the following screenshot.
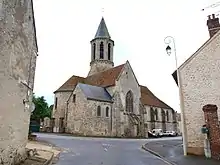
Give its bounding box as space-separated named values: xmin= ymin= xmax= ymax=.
xmin=166 ymin=111 xmax=169 ymax=121
xmin=72 ymin=94 xmax=76 ymax=103
xmin=155 ymin=108 xmax=158 ymax=120
xmin=100 ymin=42 xmax=104 ymax=59
xmin=97 ymin=106 xmax=101 ymax=117
xmin=172 ymin=110 xmax=176 ymax=122
xmin=55 ymin=97 xmax=58 ymax=109
xmin=108 ymin=43 xmax=111 ymax=60
xmin=126 ymin=90 xmax=133 ymax=113
xmin=93 ymin=43 xmax=96 ymax=60
xmin=106 ymin=107 xmax=109 ymax=117
xmin=150 ymin=107 xmax=155 ymax=122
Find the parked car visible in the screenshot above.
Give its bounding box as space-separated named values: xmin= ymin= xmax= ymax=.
xmin=149 ymin=129 xmax=163 ymax=138
xmin=163 ymin=131 xmax=178 ymax=137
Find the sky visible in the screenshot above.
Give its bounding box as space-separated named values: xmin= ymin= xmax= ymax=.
xmin=33 ymin=0 xmax=219 ymax=112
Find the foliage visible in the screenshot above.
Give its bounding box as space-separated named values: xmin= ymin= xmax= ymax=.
xmin=31 ymin=94 xmax=53 ymax=120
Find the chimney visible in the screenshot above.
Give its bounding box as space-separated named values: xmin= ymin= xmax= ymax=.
xmin=207 ymin=14 xmax=220 ymax=38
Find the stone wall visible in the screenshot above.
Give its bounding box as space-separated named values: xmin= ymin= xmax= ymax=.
xmin=66 ymin=85 xmax=113 ymax=136
xmin=52 ymin=91 xmax=71 ymax=132
xmin=114 ymin=62 xmax=142 ymax=137
xmin=0 ymin=0 xmax=37 ymax=164
xmin=144 ymin=105 xmax=177 ymax=132
xmin=179 ymin=32 xmax=220 ymax=155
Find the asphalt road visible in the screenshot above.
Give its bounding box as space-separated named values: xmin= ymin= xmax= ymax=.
xmin=36 ymin=133 xmax=181 ymax=165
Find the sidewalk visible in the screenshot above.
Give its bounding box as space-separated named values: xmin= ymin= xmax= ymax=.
xmin=20 ymin=140 xmax=61 ymax=165
xmin=142 ymin=139 xmax=220 ymax=165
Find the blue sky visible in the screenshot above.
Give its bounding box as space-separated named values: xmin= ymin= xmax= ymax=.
xmin=33 ymin=0 xmax=219 ymax=111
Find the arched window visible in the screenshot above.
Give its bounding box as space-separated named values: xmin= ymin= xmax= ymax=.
xmin=166 ymin=111 xmax=169 ymax=121
xmin=126 ymin=90 xmax=133 ymax=113
xmin=108 ymin=43 xmax=111 ymax=60
xmin=150 ymin=107 xmax=155 ymax=122
xmin=93 ymin=43 xmax=96 ymax=60
xmin=106 ymin=107 xmax=109 ymax=117
xmin=155 ymin=108 xmax=158 ymax=120
xmin=100 ymin=42 xmax=104 ymax=59
xmin=97 ymin=106 xmax=101 ymax=116
xmin=172 ymin=110 xmax=175 ymax=121
xmin=161 ymin=109 xmax=166 ymax=122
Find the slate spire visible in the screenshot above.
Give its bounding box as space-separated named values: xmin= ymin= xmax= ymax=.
xmin=94 ymin=17 xmax=111 ymax=39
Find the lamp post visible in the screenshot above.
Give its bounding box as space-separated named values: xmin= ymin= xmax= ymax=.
xmin=164 ymin=36 xmax=187 ymax=156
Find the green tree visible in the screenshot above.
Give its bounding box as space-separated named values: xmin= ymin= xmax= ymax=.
xmin=31 ymin=94 xmax=52 ymax=120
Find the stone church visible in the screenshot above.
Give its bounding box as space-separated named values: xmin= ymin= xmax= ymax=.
xmin=52 ymin=17 xmax=178 ymax=137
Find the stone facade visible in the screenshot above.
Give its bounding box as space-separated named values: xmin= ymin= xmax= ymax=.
xmin=66 ymin=85 xmax=113 ymax=136
xmin=52 ymin=17 xmax=177 ymax=138
xmin=52 ymin=91 xmax=71 ymax=133
xmin=144 ymin=105 xmax=177 ymax=132
xmin=0 ymin=1 xmax=38 ymax=164
xmin=178 ymin=31 xmax=220 ymax=155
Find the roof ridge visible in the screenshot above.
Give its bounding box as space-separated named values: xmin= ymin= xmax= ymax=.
xmin=86 ymin=63 xmax=125 ymax=78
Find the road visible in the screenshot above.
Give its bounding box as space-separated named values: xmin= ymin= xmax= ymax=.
xmin=36 ymin=133 xmax=181 ymax=165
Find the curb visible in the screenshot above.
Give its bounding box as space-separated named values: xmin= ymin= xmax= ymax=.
xmin=141 ymin=144 xmax=177 ymax=165
xmin=42 ymin=150 xmax=54 ymax=165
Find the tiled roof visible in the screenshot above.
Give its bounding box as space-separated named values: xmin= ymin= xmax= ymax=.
xmin=55 ymin=76 xmax=86 ymax=92
xmin=78 ymin=83 xmax=112 ymax=102
xmin=86 ymin=64 xmax=125 ymax=87
xmin=140 ymin=85 xmax=172 ymax=109
xmin=54 ymin=64 xmax=125 ymax=93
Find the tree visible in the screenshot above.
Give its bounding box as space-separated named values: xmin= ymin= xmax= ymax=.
xmin=31 ymin=94 xmax=52 ymax=121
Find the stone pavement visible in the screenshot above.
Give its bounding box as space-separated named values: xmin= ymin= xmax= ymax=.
xmin=20 ymin=140 xmax=61 ymax=165
xmin=143 ymin=139 xmax=220 ymax=165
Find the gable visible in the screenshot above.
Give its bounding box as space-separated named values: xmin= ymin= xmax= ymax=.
xmin=117 ymin=60 xmax=139 ymax=86
xmin=54 ymin=64 xmax=125 ymax=93
xmin=140 ymin=85 xmax=172 ymax=109
xmin=172 ymin=30 xmax=220 ymax=85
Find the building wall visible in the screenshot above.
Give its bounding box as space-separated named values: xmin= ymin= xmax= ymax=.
xmin=144 ymin=105 xmax=177 ymax=132
xmin=66 ymin=85 xmax=112 ymax=136
xmin=179 ymin=33 xmax=220 ymax=155
xmin=0 ymin=1 xmax=37 ymax=164
xmin=52 ymin=91 xmax=72 ymax=132
xmin=114 ymin=62 xmax=142 ymax=136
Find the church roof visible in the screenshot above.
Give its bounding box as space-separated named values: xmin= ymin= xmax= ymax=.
xmin=78 ymin=83 xmax=112 ymax=102
xmin=54 ymin=64 xmax=172 ymax=109
xmin=94 ymin=17 xmax=111 ymax=39
xmin=140 ymin=85 xmax=173 ymax=109
xmin=54 ymin=64 xmax=125 ymax=93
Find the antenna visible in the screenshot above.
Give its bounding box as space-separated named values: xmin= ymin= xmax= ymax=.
xmin=201 ymin=1 xmax=220 ymax=11
xmin=201 ymin=1 xmax=220 ymax=17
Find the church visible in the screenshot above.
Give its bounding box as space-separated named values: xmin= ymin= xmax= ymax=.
xmin=51 ymin=17 xmax=178 ymax=137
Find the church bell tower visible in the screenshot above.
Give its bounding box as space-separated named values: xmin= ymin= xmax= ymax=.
xmin=88 ymin=17 xmax=114 ymax=76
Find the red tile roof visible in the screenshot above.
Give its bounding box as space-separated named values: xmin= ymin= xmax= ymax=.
xmin=140 ymin=85 xmax=172 ymax=109
xmin=54 ymin=64 xmax=125 ymax=93
xmin=55 ymin=64 xmax=172 ymax=110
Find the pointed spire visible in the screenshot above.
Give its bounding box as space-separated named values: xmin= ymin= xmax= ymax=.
xmin=94 ymin=17 xmax=111 ymax=39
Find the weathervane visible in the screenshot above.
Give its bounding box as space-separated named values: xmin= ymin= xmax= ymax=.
xmin=102 ymin=7 xmax=104 ymax=17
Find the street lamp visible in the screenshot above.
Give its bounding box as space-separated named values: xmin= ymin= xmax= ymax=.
xmin=164 ymin=36 xmax=187 ymax=156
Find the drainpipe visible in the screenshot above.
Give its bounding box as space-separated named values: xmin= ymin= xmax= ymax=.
xmin=65 ymin=101 xmax=69 ymax=133
xmin=110 ymin=105 xmax=113 ymax=136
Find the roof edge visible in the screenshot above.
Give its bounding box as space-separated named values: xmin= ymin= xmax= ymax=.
xmin=87 ymin=97 xmax=113 ymax=103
